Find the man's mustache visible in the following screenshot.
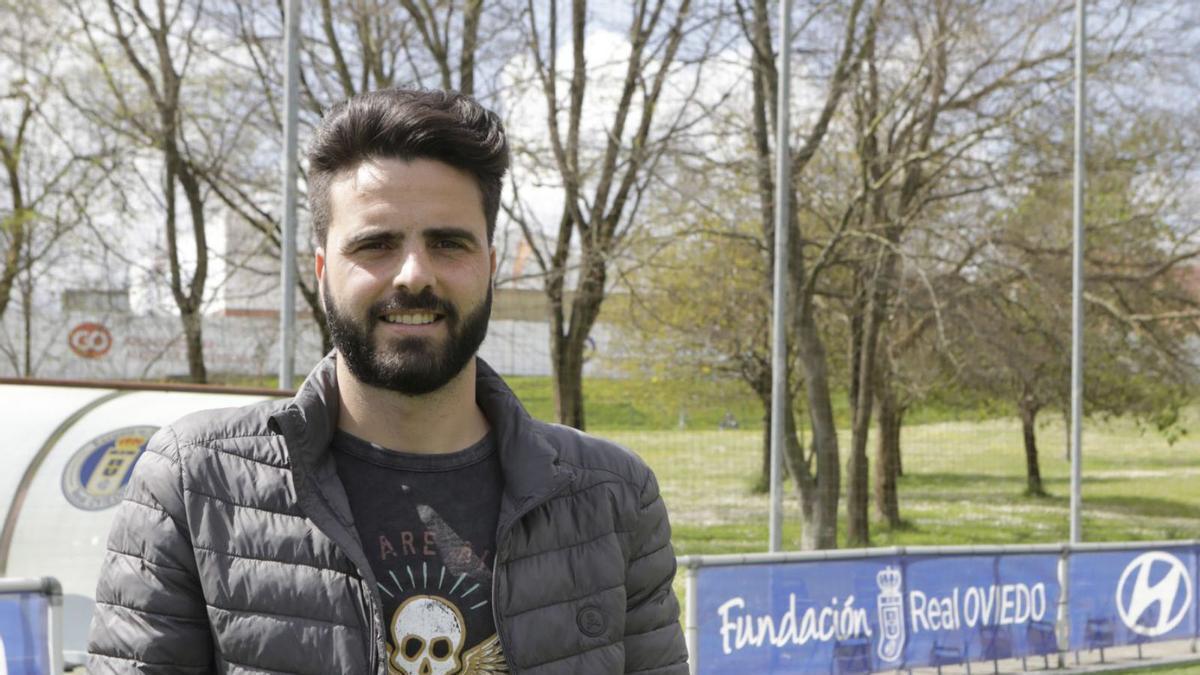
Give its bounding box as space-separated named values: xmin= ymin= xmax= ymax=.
xmin=371 ymin=289 xmax=457 ymax=318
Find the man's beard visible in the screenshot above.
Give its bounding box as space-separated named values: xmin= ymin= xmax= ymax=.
xmin=324 ymin=283 xmax=492 ymax=396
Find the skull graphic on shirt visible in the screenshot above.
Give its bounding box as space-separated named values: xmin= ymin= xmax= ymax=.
xmin=387 ymin=595 xmax=508 ymax=675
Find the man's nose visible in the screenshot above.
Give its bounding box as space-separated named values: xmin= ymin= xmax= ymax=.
xmin=393 ymin=248 xmax=434 ymax=292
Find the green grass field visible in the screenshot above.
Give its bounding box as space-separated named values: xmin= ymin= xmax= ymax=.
xmin=1109 ymin=666 xmax=1200 ymax=675
xmin=610 ymin=410 xmax=1200 ymax=554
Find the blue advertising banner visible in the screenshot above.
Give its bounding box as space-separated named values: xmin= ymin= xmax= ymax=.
xmin=901 ymin=554 xmax=1061 ymax=668
xmin=1067 ymin=546 xmax=1197 ymax=651
xmin=695 ymin=557 xmax=902 ymax=674
xmin=0 ymin=591 xmax=51 ymax=675
xmin=694 ymin=553 xmax=1061 ymax=674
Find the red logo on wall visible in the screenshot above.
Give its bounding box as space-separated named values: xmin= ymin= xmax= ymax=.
xmin=68 ymin=322 xmax=113 ymax=358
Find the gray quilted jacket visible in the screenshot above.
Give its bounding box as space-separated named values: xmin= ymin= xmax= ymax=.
xmin=87 ymin=355 xmax=687 ymax=674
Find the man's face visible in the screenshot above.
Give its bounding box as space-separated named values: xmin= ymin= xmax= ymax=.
xmin=316 ymin=157 xmax=495 ymax=396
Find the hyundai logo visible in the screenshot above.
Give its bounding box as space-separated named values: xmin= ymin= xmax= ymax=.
xmin=1115 ymin=551 xmax=1193 ymax=637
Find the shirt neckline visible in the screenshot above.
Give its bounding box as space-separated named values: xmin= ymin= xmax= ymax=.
xmin=332 ymin=429 xmax=495 ymax=472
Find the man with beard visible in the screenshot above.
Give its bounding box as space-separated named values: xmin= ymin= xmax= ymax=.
xmin=88 ymin=88 xmax=688 ymax=675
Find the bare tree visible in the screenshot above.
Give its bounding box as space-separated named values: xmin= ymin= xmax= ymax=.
xmin=615 ymin=0 xmax=876 ymax=547
xmin=832 ymin=0 xmax=1084 ymax=545
xmin=61 ymin=0 xmax=226 ymax=381
xmin=840 ymin=0 xmax=1200 ymax=543
xmin=509 ymin=0 xmax=722 ymax=429
xmin=737 ymin=0 xmax=876 ymax=549
xmin=1 ymin=0 xmax=106 ymax=375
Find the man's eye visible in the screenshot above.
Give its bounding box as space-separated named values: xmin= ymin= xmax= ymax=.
xmin=355 ymin=241 xmax=389 ymax=251
xmin=434 ymin=239 xmax=466 ymax=250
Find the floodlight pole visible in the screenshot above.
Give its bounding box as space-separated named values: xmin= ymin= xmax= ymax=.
xmin=1069 ymin=0 xmax=1086 ymax=546
xmin=278 ymin=0 xmax=301 ymax=390
xmin=768 ymin=0 xmax=792 ymax=554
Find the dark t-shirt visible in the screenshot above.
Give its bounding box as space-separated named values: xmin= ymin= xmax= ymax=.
xmin=332 ymin=430 xmax=508 ymax=673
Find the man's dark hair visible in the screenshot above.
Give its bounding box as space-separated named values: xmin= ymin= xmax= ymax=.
xmin=307 ymin=88 xmax=509 ymax=246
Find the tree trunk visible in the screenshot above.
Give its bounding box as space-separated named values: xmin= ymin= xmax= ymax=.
xmin=458 ymin=0 xmax=482 ymax=96
xmin=550 ymin=249 xmax=606 ymax=429
xmin=181 ymin=307 xmax=208 ymax=384
xmin=779 ymin=392 xmax=817 ymax=540
xmin=751 ymin=359 xmax=824 ymax=547
xmin=874 ymin=374 xmax=902 ymax=527
xmin=845 ymin=276 xmax=874 ymax=546
xmin=745 ymin=0 xmax=862 ymax=550
xmin=0 ymin=128 xmax=28 ymax=321
xmin=178 ymin=167 xmax=209 ymax=383
xmin=551 ymin=333 xmax=586 ymax=429
xmin=757 ymin=403 xmax=770 ymax=494
xmin=846 ymin=234 xmax=903 ymax=546
xmin=1019 ymin=397 xmax=1045 ymax=496
xmin=20 ymin=270 xmax=32 ymax=377
xmin=754 ymin=386 xmax=796 ymax=494
xmin=793 ymin=310 xmax=840 ymax=550
xmin=767 ymin=377 xmax=820 ymax=549
xmin=747 ymin=0 xmax=774 ymax=499
xmin=846 ymin=241 xmax=902 ymax=546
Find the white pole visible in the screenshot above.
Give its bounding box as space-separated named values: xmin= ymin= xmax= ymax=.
xmin=685 ymin=563 xmax=698 ymax=675
xmin=1069 ymin=0 xmax=1086 ymax=545
xmin=1056 ymin=548 xmax=1070 ymax=668
xmin=278 ymin=0 xmax=301 ymax=390
xmin=46 ymin=581 xmax=63 ymax=674
xmin=769 ymin=0 xmax=793 ymax=554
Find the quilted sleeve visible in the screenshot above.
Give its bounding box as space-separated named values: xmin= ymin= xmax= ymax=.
xmin=623 ymin=469 xmax=688 ymax=674
xmin=87 ymin=426 xmax=214 ymax=673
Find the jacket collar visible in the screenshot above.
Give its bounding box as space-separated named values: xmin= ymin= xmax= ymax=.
xmin=474 ymin=359 xmax=574 ymax=512
xmin=278 ymin=351 xmax=341 ymax=462
xmin=273 ymin=352 xmax=574 ymax=508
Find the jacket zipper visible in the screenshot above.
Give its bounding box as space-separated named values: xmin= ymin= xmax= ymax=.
xmin=364 ymin=576 xmax=380 ymax=673
xmin=276 ymin=408 xmax=379 ymax=667
xmin=491 ymin=477 xmax=574 ymax=674
xmin=491 ymin=555 xmax=505 ymax=670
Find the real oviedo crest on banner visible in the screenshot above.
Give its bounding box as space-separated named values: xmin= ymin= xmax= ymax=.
xmin=875 ymin=566 xmax=905 ymax=663
xmin=61 ymin=426 xmax=159 ymax=510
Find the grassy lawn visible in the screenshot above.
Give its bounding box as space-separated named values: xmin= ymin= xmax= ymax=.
xmin=503 ymin=374 xmax=1200 ymax=552
xmin=600 ymin=410 xmax=1200 ymax=554
xmin=1108 ymin=665 xmax=1200 ymax=675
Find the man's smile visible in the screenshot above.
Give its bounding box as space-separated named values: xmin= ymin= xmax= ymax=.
xmin=380 ymin=311 xmax=443 ymax=326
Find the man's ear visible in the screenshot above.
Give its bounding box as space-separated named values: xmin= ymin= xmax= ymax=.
xmin=490 ymin=246 xmax=497 ymax=281
xmin=315 ymin=246 xmax=327 ymax=310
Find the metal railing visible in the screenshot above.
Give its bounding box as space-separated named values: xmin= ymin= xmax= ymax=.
xmin=0 ymin=576 xmax=64 ymax=674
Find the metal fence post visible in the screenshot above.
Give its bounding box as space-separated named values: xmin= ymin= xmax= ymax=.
xmin=1056 ymin=545 xmax=1070 ymax=669
xmin=45 ymin=576 xmax=63 ymax=674
xmin=277 ymin=0 xmax=301 ymax=390
xmin=686 ymin=560 xmax=699 ymax=675
xmin=0 ymin=576 xmax=63 ymax=672
xmin=768 ymin=0 xmax=793 ymax=554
